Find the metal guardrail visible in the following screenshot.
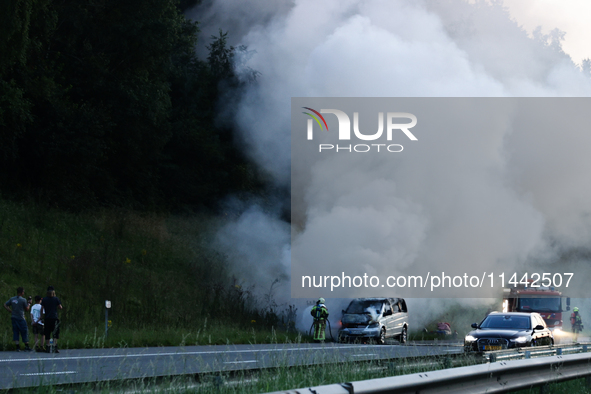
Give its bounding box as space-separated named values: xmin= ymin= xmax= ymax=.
xmin=267 ymin=347 xmax=591 ymax=394
xmin=486 ymin=343 xmax=589 ymax=362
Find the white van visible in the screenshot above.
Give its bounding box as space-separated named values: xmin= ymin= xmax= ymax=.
xmin=338 ymin=298 xmax=409 ymax=344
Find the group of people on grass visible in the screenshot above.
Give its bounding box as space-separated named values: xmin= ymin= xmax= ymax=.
xmin=3 ymin=286 xmax=63 ymax=352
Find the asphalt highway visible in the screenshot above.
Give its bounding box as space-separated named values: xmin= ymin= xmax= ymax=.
xmin=0 ymin=341 xmax=464 ymax=389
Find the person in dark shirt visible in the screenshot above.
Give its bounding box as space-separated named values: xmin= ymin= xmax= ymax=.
xmin=3 ymin=287 xmax=32 ymax=351
xmin=41 ymin=286 xmax=63 ymax=353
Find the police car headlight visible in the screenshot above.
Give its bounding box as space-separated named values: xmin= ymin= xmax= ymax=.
xmin=511 ymin=336 xmax=529 ymax=343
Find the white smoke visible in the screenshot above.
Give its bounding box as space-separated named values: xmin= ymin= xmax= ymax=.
xmin=214 ymin=203 xmax=291 ymax=306
xmin=190 ymin=0 xmax=591 ymax=331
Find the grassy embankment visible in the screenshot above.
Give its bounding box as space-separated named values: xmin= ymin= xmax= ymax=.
xmin=0 ymin=198 xmax=301 ymax=349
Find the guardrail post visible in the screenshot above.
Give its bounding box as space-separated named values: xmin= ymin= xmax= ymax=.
xmin=213 ymin=375 xmax=223 ymax=389
xmin=341 ymin=382 xmax=354 ymax=394
xmin=556 ymin=348 xmax=562 ymax=356
xmin=387 ymin=361 xmax=396 ymax=375
xmin=442 ymin=357 xmax=451 ymax=368
xmin=525 ymin=351 xmax=531 ymax=359
xmin=583 ymin=345 xmax=588 ymax=352
xmin=489 ymin=354 xmax=497 ymax=363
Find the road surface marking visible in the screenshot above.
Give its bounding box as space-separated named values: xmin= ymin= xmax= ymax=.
xmin=20 ymin=371 xmax=77 ymax=376
xmin=223 ymin=361 xmax=257 ymax=364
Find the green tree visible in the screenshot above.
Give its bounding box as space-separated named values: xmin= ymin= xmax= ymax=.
xmin=0 ymin=0 xmax=260 ymax=210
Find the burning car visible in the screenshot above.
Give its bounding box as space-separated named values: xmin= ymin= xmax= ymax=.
xmin=338 ymin=297 xmax=408 ymax=344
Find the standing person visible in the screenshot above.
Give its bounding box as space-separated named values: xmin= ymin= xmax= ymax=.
xmin=41 ymin=286 xmax=63 ymax=353
xmin=30 ymin=296 xmax=45 ymax=351
xmin=310 ymin=297 xmax=329 ymax=343
xmin=570 ymin=307 xmax=583 ymax=342
xmin=3 ymin=287 xmax=32 ymax=351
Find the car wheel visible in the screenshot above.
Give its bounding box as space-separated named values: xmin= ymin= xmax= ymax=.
xmin=399 ymin=326 xmax=407 ymax=344
xmin=379 ymin=328 xmax=386 ymax=345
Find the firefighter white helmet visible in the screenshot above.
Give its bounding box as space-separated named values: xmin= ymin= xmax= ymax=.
xmin=318 ymin=297 xmax=325 ymax=304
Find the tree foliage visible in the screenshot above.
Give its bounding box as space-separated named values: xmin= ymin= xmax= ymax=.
xmin=0 ymin=0 xmax=258 ymax=211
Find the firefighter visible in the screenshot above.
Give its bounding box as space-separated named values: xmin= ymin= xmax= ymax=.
xmin=570 ymin=307 xmax=583 ymax=342
xmin=311 ymin=298 xmax=329 ymax=342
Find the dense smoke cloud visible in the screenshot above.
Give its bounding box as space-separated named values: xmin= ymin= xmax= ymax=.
xmin=213 ymin=201 xmax=291 ymax=307
xmin=189 ymin=0 xmax=591 ymax=327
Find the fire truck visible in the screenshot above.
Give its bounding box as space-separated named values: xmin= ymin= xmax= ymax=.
xmin=502 ymin=284 xmax=570 ymax=332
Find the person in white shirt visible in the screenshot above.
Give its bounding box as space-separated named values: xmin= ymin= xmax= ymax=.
xmin=30 ymin=296 xmax=44 ymax=351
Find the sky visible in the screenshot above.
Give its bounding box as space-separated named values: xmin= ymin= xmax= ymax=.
xmin=502 ymin=0 xmax=591 ymax=65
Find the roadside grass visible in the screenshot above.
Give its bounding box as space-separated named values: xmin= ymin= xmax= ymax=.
xmin=509 ymin=378 xmax=591 ymax=394
xmin=5 ymin=324 xmax=305 ymax=350
xmin=68 ymin=324 xmax=304 ymax=349
xmin=409 ymin=331 xmax=446 ymax=341
xmin=0 ymin=198 xmax=298 ymax=350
